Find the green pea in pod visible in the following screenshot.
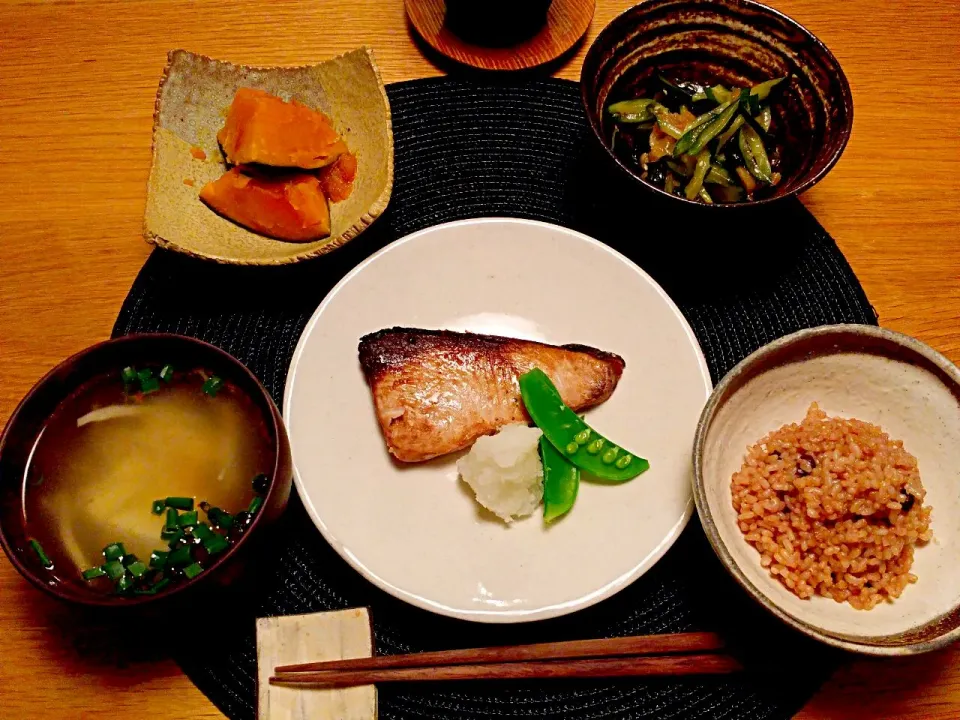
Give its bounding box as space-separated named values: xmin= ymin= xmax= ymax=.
xmin=519 ymin=368 xmax=650 ymax=484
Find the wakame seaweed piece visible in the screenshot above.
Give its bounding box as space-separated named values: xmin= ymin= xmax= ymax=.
xmin=658 ymin=74 xmax=702 ymax=101
xmin=739 ymin=124 xmax=774 ymax=183
xmin=674 ymin=98 xmax=739 ymax=157
xmin=165 ymin=496 xmax=194 ymax=511
xmin=252 ymin=473 xmax=270 ymax=494
xmin=202 ymin=376 xmax=224 ymax=397
xmin=607 ymin=98 xmax=657 ymax=123
xmin=82 ymin=566 xmax=107 ymax=580
xmin=646 ymin=159 xmax=670 ymax=186
xmin=102 ymin=542 xmax=126 ymax=562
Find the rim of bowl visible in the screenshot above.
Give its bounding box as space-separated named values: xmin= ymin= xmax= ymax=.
xmin=580 ymin=0 xmax=855 ymax=208
xmin=0 ymin=333 xmax=284 ymax=608
xmin=692 ymin=324 xmax=960 ymax=655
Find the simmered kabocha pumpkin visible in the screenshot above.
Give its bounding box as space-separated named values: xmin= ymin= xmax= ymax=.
xmin=217 ymin=87 xmax=348 ymax=169
xmin=199 ymin=167 xmax=331 ymax=241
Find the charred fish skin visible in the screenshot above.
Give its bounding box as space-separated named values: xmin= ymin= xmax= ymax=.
xmin=358 ymin=328 xmax=625 ymax=463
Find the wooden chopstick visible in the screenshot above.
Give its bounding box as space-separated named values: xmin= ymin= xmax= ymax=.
xmin=269 ymin=632 xmax=738 ymax=688
xmin=270 ymin=654 xmax=741 ymax=688
xmin=274 ymin=631 xmax=725 ymax=674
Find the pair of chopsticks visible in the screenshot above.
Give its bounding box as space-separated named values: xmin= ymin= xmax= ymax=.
xmin=269 ymin=631 xmax=740 ymax=689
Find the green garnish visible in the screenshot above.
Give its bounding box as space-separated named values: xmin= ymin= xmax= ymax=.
xmin=103 ymin=560 xmax=125 ymax=581
xmin=140 ymin=377 xmax=161 ymax=394
xmin=82 ymin=566 xmax=107 ymax=580
xmin=206 ymin=506 xmax=234 ymax=530
xmin=28 ymin=539 xmax=54 ymax=569
xmin=102 ymin=542 xmax=126 ymax=562
xmin=121 ymin=553 xmax=140 ymax=567
xmin=161 ymin=528 xmax=183 ymax=544
xmin=151 ymin=578 xmax=171 ymax=592
xmin=165 ymin=496 xmax=194 ymax=511
xmin=540 ymin=437 xmax=579 ymax=524
xmin=121 ymin=366 xmax=138 ymax=384
xmin=192 ymin=523 xmax=214 ymax=541
xmin=167 ymin=544 xmax=192 ymax=567
xmin=164 ymin=507 xmax=179 ymax=532
xmin=149 ymin=550 xmax=169 ymax=570
xmin=151 ymin=499 xmax=165 ymax=515
xmin=202 ymin=376 xmax=224 ymax=397
xmin=159 ymin=364 xmax=175 ymax=383
xmin=183 ymin=562 xmax=204 ymax=580
xmin=203 ymin=534 xmax=229 ymax=555
xmin=177 ymin=510 xmax=198 ymax=528
xmin=519 ymin=368 xmax=649 ymax=483
xmin=127 ymin=561 xmax=148 ymax=578
xmin=248 ymin=496 xmax=264 ymax=516
xmin=116 ymin=575 xmax=134 ymax=593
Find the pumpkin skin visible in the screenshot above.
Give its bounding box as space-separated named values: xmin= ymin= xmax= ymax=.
xmin=217 ymin=87 xmax=347 ymax=170
xmin=199 ymin=167 xmax=331 ymax=242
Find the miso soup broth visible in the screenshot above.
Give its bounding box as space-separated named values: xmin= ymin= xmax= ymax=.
xmin=22 ymin=367 xmax=273 ymax=591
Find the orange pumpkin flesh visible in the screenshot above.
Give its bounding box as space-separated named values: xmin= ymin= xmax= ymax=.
xmin=217 ymin=87 xmax=348 ymax=169
xmin=318 ymin=151 xmax=358 ymax=203
xmin=199 ymin=167 xmax=331 ymax=242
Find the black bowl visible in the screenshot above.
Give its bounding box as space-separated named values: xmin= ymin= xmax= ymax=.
xmin=580 ymin=0 xmax=853 ymax=208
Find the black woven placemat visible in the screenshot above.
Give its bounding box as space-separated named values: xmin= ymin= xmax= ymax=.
xmin=113 ymin=77 xmax=877 ymax=719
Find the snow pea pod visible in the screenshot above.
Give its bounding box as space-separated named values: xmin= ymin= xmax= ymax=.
xmin=540 ymin=437 xmax=579 ymax=523
xmin=519 ymin=368 xmax=650 ymax=483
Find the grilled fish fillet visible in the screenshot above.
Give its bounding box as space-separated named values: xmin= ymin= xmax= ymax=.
xmin=358 ymin=328 xmax=625 ymax=463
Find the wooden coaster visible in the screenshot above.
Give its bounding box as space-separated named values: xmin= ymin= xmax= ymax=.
xmin=256 ymin=608 xmax=377 ymax=720
xmin=405 ymin=0 xmax=596 ymax=71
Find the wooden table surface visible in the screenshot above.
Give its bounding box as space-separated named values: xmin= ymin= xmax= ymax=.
xmin=1 ymin=0 xmax=958 ymax=717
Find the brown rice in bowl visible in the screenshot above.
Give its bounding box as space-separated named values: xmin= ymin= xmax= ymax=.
xmin=731 ymin=402 xmax=933 ymax=610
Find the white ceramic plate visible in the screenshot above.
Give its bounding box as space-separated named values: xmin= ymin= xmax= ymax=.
xmin=284 ymin=218 xmax=711 ymax=622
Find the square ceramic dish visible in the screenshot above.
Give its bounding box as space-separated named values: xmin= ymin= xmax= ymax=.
xmin=144 ymin=47 xmax=393 ymax=265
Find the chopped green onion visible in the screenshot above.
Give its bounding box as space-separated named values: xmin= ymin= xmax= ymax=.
xmin=207 ymin=506 xmax=234 ymax=530
xmin=151 ymin=578 xmax=171 ymax=593
xmin=192 ymin=523 xmax=213 ymax=541
xmin=136 ymin=368 xmax=153 ymax=382
xmin=28 ymin=539 xmax=54 ymax=569
xmin=183 ymin=562 xmax=204 ymax=580
xmin=149 ymin=550 xmax=169 ymax=570
xmin=248 ymin=496 xmax=264 ymax=516
xmin=164 ymin=507 xmax=179 ymax=532
xmin=178 ymin=510 xmax=198 ymax=528
xmin=102 ymin=542 xmax=126 ymax=562
xmin=161 ymin=527 xmax=183 ymax=542
xmin=121 ymin=366 xmax=137 ymax=384
xmin=159 ymin=364 xmax=175 ymax=383
xmin=202 ymin=376 xmax=224 ymax=397
xmin=127 ymin=561 xmax=148 ymax=578
xmin=140 ymin=377 xmax=161 ymax=394
xmin=116 ymin=574 xmax=134 ymax=593
xmin=151 ymin=499 xmax=165 ymax=515
xmin=82 ymin=566 xmax=107 ymax=580
xmin=165 ymin=496 xmax=194 ymax=511
xmin=203 ymin=534 xmax=229 ymax=555
xmin=121 ymin=553 xmax=140 ymax=567
xmin=168 ymin=544 xmax=193 ymax=567
xmin=104 ymin=560 xmax=125 ymax=580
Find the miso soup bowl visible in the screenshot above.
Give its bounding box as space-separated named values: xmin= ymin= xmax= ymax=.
xmin=0 ymin=333 xmax=293 ymax=609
